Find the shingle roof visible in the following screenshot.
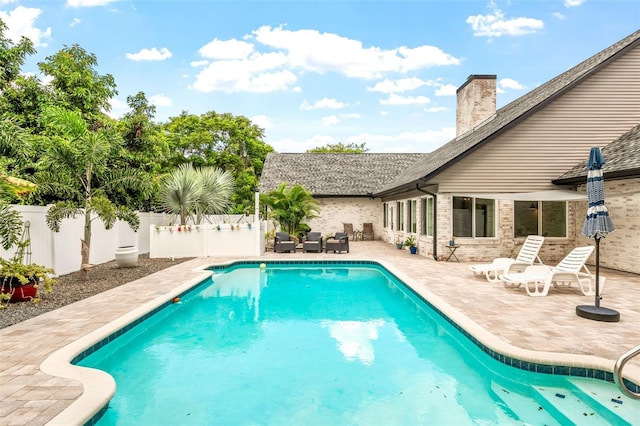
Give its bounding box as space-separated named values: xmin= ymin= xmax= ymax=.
xmin=553 ymin=123 xmax=640 ymax=184
xmin=258 ymin=153 xmax=424 ymax=196
xmin=375 ymin=29 xmax=640 ymax=196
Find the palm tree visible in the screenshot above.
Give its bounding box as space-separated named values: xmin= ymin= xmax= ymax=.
xmin=160 ymin=164 xmax=235 ymax=225
xmin=261 ymin=183 xmax=319 ymax=236
xmin=35 ymin=107 xmax=151 ymax=280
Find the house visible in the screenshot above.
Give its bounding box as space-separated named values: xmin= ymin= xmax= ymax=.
xmin=258 ymin=153 xmax=422 ymax=237
xmin=553 ymin=124 xmax=640 ymax=273
xmin=259 ymin=29 xmax=640 ymax=273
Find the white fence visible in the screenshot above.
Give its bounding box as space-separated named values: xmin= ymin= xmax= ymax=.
xmin=1 ymin=205 xmax=266 ymax=276
xmin=149 ymin=222 xmax=266 ymax=258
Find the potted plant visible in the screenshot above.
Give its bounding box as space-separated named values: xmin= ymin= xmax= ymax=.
xmin=0 ymin=202 xmax=56 ymax=304
xmin=1 ymin=257 xmax=56 ymax=304
xmin=395 ymin=236 xmax=404 ymax=250
xmin=404 ymin=235 xmax=418 ymax=254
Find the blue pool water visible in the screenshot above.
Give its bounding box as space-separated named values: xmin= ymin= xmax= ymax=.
xmin=79 ymin=263 xmax=636 ymax=425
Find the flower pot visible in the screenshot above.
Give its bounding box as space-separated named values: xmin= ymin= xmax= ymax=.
xmin=1 ymin=280 xmax=38 ymax=302
xmin=115 ymin=246 xmax=139 ymax=268
xmin=396 ymin=243 xmax=403 ymax=250
xmin=409 ymin=246 xmax=418 ymax=254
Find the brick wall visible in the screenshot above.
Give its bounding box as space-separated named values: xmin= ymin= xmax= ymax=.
xmin=574 ymin=178 xmax=640 ymax=274
xmin=307 ymin=197 xmax=382 ymax=240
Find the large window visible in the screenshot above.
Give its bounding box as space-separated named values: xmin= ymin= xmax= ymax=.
xmin=420 ymin=197 xmax=434 ymax=236
xmin=397 ymin=201 xmax=405 ymax=231
xmin=453 ymin=197 xmax=495 ymax=238
xmin=383 ymin=203 xmax=388 ymax=228
xmin=408 ymin=200 xmax=417 ymax=233
xmin=514 ymin=201 xmax=567 ymax=237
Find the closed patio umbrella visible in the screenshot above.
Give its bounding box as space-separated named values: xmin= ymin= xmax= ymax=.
xmin=576 ymin=147 xmax=619 ymax=322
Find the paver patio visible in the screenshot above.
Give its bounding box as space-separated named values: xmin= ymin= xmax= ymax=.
xmin=1 ymin=240 xmax=639 ymax=425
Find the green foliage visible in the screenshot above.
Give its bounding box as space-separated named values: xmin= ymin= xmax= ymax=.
xmin=307 ymin=141 xmax=369 ymax=153
xmin=37 ymin=44 xmax=117 ymax=125
xmin=34 ymin=107 xmax=150 ymax=276
xmin=160 ymin=111 xmax=273 ymax=212
xmin=404 ymin=234 xmax=417 ymax=247
xmin=160 ymin=164 xmax=235 ymax=225
xmin=0 ymin=202 xmax=22 ymax=251
xmin=261 ymin=183 xmax=319 ymax=235
xmin=0 ymin=20 xmax=36 ymax=92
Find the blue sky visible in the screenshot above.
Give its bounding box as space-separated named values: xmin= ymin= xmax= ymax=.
xmin=1 ymin=1 xmax=638 ymax=153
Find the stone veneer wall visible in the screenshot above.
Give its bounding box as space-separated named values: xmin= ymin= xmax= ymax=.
xmin=574 ymin=178 xmax=639 ymax=274
xmin=307 ymin=197 xmax=382 ymax=239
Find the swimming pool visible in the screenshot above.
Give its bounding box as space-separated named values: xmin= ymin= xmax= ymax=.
xmin=78 ymin=262 xmax=637 ymax=425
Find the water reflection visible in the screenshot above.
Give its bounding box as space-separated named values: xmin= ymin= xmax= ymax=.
xmin=320 ymin=319 xmax=385 ymax=365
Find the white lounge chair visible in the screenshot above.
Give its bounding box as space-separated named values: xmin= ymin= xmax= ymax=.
xmin=500 ymin=246 xmax=599 ymax=297
xmin=469 ymin=235 xmax=545 ymax=282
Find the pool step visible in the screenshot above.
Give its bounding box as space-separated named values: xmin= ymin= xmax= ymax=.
xmin=566 ymin=377 xmax=639 ymax=426
xmin=532 ymin=385 xmax=618 ymax=425
xmin=490 ymin=381 xmax=561 ymax=425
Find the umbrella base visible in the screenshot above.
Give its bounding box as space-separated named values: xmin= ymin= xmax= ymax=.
xmin=576 ymin=305 xmax=620 ymax=322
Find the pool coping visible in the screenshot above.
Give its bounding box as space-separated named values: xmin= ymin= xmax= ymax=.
xmin=39 ymin=258 xmax=640 ymax=425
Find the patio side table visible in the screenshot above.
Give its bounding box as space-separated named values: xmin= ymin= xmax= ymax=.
xmin=446 ymin=245 xmax=460 ymax=262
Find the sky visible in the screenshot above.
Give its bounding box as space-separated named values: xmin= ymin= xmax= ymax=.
xmin=1 ymin=1 xmax=638 ymax=153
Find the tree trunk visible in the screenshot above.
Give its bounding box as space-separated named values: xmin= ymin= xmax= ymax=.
xmin=80 ymin=213 xmax=92 ymax=280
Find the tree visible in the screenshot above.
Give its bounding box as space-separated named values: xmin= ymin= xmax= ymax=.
xmin=307 ymin=141 xmax=369 ymax=153
xmin=261 ymin=183 xmax=319 ymax=236
xmin=0 ymin=20 xmax=36 ymax=92
xmin=160 ymin=163 xmax=235 ymax=225
xmin=38 ymin=44 xmax=117 ymax=127
xmin=161 ymin=111 xmax=273 ymax=213
xmin=34 ymin=106 xmax=151 ymax=280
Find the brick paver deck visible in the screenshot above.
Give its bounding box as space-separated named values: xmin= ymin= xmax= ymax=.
xmin=1 ymin=241 xmax=639 ymax=425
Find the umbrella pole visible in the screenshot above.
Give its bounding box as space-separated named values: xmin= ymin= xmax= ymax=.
xmin=595 ymin=237 xmax=600 ymax=308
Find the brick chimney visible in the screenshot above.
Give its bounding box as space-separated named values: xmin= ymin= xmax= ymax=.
xmin=456 ymin=74 xmax=497 ymax=137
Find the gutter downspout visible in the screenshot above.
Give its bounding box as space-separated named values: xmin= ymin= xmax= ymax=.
xmin=416 ymin=184 xmax=438 ymax=260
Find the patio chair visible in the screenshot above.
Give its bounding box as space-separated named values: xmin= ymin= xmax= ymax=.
xmin=362 ymin=223 xmax=374 ymax=240
xmin=325 ymin=232 xmax=349 ymax=253
xmin=500 ymin=246 xmax=597 ymax=297
xmin=303 ymin=232 xmax=323 ymax=253
xmin=343 ymin=223 xmax=355 ymax=240
xmin=469 ymin=235 xmax=545 ymax=282
xmin=274 ymin=232 xmax=296 ymax=253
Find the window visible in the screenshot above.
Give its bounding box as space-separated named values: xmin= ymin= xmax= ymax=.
xmin=397 ymin=201 xmax=405 ymax=231
xmin=453 ymin=197 xmax=495 ymax=238
xmin=409 ymin=200 xmax=417 ymax=233
xmin=514 ymin=201 xmax=567 ymax=238
xmin=420 ymin=197 xmax=434 ymax=236
xmin=383 ymin=203 xmax=388 ymax=228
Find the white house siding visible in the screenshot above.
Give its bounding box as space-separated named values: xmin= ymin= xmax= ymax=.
xmin=433 ymin=46 xmax=640 ymax=194
xmin=308 ymin=197 xmax=382 ymax=240
xmin=574 ymin=178 xmax=640 ymax=274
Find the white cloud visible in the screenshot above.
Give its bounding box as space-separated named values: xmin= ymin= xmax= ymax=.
xmin=70 ymin=18 xmax=81 ymax=27
xmin=435 ymin=84 xmax=457 ymax=96
xmin=66 ymin=0 xmax=117 ymax=7
xmin=467 ymin=1 xmax=544 ymax=37
xmin=300 ymin=98 xmax=345 ymax=110
xmin=106 ymin=98 xmax=128 ymax=119
xmin=250 ymin=114 xmax=272 ymax=129
xmin=252 ymin=25 xmax=460 ymax=79
xmin=552 ymin=12 xmax=566 ymax=20
xmin=190 ymin=60 xmax=209 ymax=67
xmin=368 ymin=77 xmax=432 ymax=94
xmin=564 ymin=0 xmax=586 ymax=7
xmin=499 ymin=77 xmax=525 ymax=90
xmin=149 ymin=94 xmax=172 ymax=107
xmin=199 ymin=38 xmax=254 ymax=60
xmin=322 ymin=115 xmax=339 ymax=126
xmin=427 ymin=106 xmax=447 ymax=113
xmin=380 ymin=93 xmax=430 ymax=106
xmin=193 ymin=25 xmax=460 ymax=94
xmin=126 ymin=47 xmax=172 ymax=61
xmin=0 ymin=6 xmax=51 ymax=47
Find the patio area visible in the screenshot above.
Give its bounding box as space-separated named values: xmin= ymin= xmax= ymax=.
xmin=1 ymin=240 xmax=639 ymax=425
